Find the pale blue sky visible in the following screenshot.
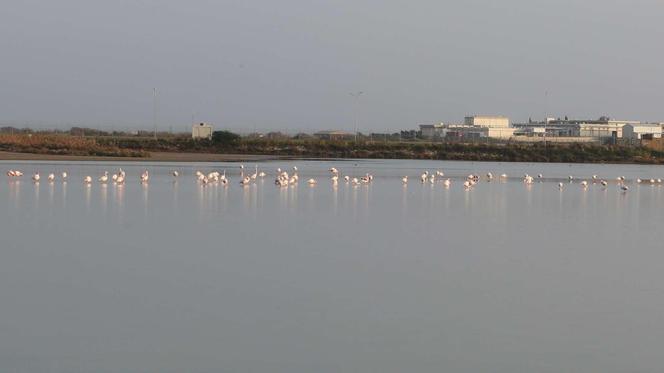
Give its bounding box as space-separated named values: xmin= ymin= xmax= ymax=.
xmin=1 ymin=0 xmax=662 ymax=132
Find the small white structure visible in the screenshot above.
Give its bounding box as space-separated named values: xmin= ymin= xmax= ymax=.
xmin=192 ymin=122 xmax=213 ymax=140
xmin=623 ymin=123 xmax=663 ymax=140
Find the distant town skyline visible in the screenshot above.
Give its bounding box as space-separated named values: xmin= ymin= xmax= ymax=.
xmin=1 ymin=0 xmax=663 ymax=132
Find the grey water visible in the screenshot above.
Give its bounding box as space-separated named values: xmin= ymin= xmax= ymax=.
xmin=1 ymin=159 xmax=664 ymax=373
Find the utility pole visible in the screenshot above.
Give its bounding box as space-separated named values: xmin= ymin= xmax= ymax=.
xmin=350 ymin=91 xmax=363 ymax=143
xmin=544 ymin=90 xmax=549 ymax=158
xmin=153 ymin=88 xmax=157 ymax=140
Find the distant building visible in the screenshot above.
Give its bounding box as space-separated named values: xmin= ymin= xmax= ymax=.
xmin=314 ymin=130 xmax=355 ymax=141
xmin=447 ymin=126 xmax=515 ymax=140
xmin=192 ymin=122 xmax=213 ymax=140
xmin=548 ymin=117 xmax=640 ymax=140
xmin=623 ymin=123 xmax=663 ymax=140
xmin=514 ymin=117 xmax=642 ymax=140
xmin=419 ymin=123 xmax=446 ymax=139
xmin=464 ymin=116 xmax=510 ymax=128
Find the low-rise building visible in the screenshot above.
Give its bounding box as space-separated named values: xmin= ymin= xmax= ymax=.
xmin=514 ymin=117 xmax=641 ymax=140
xmin=192 ymin=122 xmax=213 ymax=140
xmin=314 ymin=130 xmax=355 ymax=141
xmin=447 ymin=126 xmax=515 ymax=139
xmin=623 ymin=123 xmax=663 ymax=140
xmin=550 ymin=117 xmax=639 ymax=139
xmin=464 ymin=116 xmax=510 ymax=128
xmin=419 ymin=123 xmax=446 ymax=139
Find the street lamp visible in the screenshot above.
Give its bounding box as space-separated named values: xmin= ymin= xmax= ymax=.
xmin=350 ymin=91 xmax=364 ymax=142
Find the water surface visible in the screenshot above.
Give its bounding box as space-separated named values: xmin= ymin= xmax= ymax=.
xmin=1 ymin=159 xmax=664 ymax=373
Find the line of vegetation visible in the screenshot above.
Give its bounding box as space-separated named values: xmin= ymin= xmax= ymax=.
xmin=0 ymin=134 xmax=147 ymax=157
xmin=97 ymin=131 xmax=664 ymax=164
xmin=2 ymin=127 xmax=664 ymax=164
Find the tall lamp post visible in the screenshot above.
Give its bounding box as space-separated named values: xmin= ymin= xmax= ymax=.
xmin=350 ymin=91 xmax=364 ymax=142
xmin=153 ymin=88 xmax=157 ymax=140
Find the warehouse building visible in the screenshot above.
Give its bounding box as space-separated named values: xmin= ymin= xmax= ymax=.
xmin=623 ymin=123 xmax=663 ymax=140
xmin=464 ymin=116 xmax=510 ymax=128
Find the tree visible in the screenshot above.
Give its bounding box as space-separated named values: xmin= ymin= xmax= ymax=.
xmin=211 ymin=130 xmax=240 ymax=146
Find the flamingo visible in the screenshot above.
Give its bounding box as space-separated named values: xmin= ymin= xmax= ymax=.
xmin=443 ymin=179 xmax=451 ymax=187
xmin=344 ymin=175 xmax=350 ymax=182
xmin=258 ymin=171 xmax=266 ymax=178
xmin=61 ymin=171 xmax=68 ymax=180
xmin=99 ymin=171 xmax=109 ymax=183
xmin=240 ymin=176 xmax=251 ymax=186
xmin=402 ymin=176 xmax=408 ymax=184
xmin=600 ymin=180 xmax=608 ymax=187
xmin=14 ymin=170 xmax=23 ymax=177
xmin=580 ymin=180 xmax=588 ymax=188
xmin=420 ymin=171 xmax=428 ymax=183
xmin=307 ymin=178 xmax=317 ymax=185
xmin=332 ymin=175 xmax=339 ymax=183
xmin=140 ymin=170 xmax=149 ymax=183
xmin=558 ymin=182 xmax=564 ymax=189
xmin=32 ymin=173 xmax=40 ymax=182
xmin=486 ymin=172 xmax=493 ymax=180
xmin=47 ymin=173 xmax=55 ymax=182
xmin=6 ymin=170 xmax=15 ymax=177
xmin=620 ymin=184 xmax=629 ymax=192
xmin=116 ymin=174 xmax=125 ymax=184
xmin=251 ymin=165 xmax=258 ymax=180
xmin=172 ymin=171 xmax=179 ymax=177
xmin=84 ymin=176 xmax=92 ymax=184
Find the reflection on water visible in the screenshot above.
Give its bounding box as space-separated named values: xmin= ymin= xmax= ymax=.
xmin=1 ymin=159 xmax=664 ymax=373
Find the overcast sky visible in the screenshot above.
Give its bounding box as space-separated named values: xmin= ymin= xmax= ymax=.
xmin=1 ymin=0 xmax=662 ymax=133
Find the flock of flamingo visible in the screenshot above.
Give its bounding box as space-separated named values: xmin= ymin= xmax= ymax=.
xmin=5 ymin=165 xmax=663 ymax=192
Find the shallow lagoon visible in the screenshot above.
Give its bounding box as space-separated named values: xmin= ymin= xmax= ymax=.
xmin=1 ymin=159 xmax=664 ymax=373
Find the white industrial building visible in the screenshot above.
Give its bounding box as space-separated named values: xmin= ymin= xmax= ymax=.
xmin=513 ymin=117 xmax=643 ymax=141
xmin=192 ymin=122 xmax=213 ymax=140
xmin=623 ymin=123 xmax=663 ymax=140
xmin=464 ymin=116 xmax=510 ymax=128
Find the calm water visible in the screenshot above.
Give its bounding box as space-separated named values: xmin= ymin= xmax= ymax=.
xmin=1 ymin=159 xmax=664 ymax=373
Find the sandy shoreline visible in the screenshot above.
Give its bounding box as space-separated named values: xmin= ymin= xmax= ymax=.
xmin=0 ymin=151 xmax=288 ymax=163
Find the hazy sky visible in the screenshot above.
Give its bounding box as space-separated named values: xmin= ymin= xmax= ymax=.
xmin=1 ymin=0 xmax=662 ymax=133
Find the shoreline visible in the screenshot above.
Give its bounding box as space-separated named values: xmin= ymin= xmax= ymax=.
xmin=1 ymin=150 xmax=664 ymax=167
xmin=0 ymin=151 xmax=288 ymax=163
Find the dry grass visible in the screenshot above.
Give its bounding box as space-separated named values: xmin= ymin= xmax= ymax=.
xmin=0 ymin=134 xmax=147 ymax=157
